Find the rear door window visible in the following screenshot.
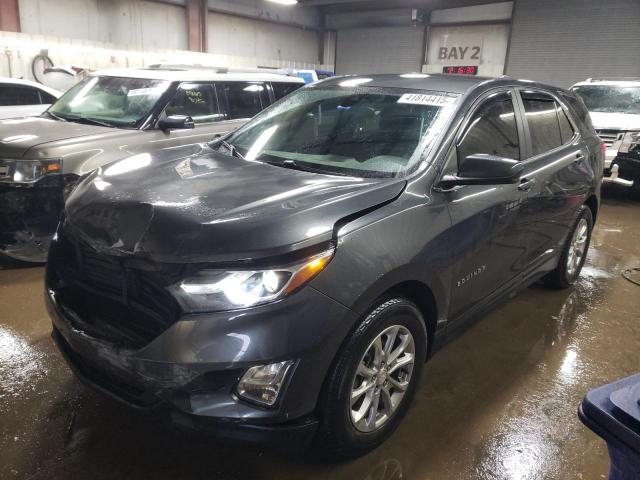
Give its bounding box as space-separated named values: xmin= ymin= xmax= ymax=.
xmin=220 ymin=82 xmax=269 ymax=119
xmin=272 ymin=82 xmax=303 ymax=100
xmin=457 ymin=91 xmax=520 ymax=161
xmin=165 ymin=83 xmax=225 ymax=124
xmin=520 ymin=91 xmax=562 ymax=156
xmin=0 ymin=86 xmax=41 ymax=106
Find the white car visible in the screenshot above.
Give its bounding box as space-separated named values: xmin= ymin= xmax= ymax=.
xmin=0 ymin=78 xmax=62 ymax=120
xmin=572 ymin=78 xmax=640 ymax=187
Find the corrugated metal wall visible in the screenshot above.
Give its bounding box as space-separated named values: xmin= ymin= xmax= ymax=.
xmin=506 ymin=0 xmax=640 ymax=87
xmin=335 ymin=26 xmax=424 ymax=75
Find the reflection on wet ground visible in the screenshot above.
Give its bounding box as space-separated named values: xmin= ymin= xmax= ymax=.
xmin=1 ymin=196 xmax=639 ymax=480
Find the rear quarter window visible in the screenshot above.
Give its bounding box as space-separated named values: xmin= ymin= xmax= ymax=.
xmin=557 ymin=104 xmax=575 ymax=144
xmin=562 ymin=92 xmax=594 ymax=132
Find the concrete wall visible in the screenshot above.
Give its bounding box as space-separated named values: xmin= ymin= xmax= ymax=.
xmin=208 ymin=12 xmax=320 ymax=65
xmin=208 ymin=0 xmax=320 ymax=29
xmin=15 ymin=0 xmax=326 ymax=70
xmin=19 ymin=0 xmax=188 ymax=50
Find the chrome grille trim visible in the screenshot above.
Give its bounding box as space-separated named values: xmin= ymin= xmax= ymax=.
xmin=596 ymin=129 xmax=621 ymax=147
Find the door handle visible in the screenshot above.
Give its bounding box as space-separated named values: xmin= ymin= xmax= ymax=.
xmin=573 ymin=154 xmax=585 ymax=164
xmin=518 ymin=177 xmax=536 ymax=192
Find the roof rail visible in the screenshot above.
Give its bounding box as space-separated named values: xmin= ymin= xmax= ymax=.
xmin=146 ymin=63 xmax=296 ymax=76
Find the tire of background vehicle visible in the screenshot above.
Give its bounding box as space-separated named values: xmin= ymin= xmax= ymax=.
xmin=314 ymin=297 xmax=427 ymax=459
xmin=543 ymin=205 xmax=593 ymax=289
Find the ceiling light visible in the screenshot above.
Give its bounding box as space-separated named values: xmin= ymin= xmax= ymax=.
xmin=266 ymin=0 xmax=298 ymax=5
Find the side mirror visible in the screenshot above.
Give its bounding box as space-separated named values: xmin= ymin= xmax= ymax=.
xmin=440 ymin=154 xmax=524 ymax=188
xmin=158 ymin=115 xmax=195 ymax=131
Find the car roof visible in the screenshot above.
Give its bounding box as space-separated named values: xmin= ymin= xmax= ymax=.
xmin=0 ymin=77 xmax=62 ymax=97
xmin=92 ymin=68 xmax=305 ymax=84
xmin=314 ymin=73 xmax=544 ymax=95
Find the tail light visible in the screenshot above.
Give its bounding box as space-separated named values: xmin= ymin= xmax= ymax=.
xmin=600 ymin=142 xmax=607 ymax=157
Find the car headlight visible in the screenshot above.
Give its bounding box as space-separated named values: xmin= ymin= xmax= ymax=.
xmin=619 ymin=131 xmax=640 ymax=154
xmin=0 ymin=159 xmax=62 ymax=184
xmin=170 ymin=248 xmax=334 ymax=312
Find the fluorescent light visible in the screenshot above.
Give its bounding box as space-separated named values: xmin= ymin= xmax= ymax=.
xmin=266 ymin=0 xmax=297 ymax=4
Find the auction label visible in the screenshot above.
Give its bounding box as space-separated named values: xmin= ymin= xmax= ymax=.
xmin=397 ymin=93 xmax=454 ymax=106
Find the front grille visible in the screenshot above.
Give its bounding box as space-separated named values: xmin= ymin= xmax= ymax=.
xmin=47 ymin=222 xmax=184 ymax=350
xmin=595 ymin=129 xmax=621 ymax=147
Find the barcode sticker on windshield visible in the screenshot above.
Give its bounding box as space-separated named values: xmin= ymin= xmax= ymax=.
xmin=397 ymin=93 xmax=454 ymax=107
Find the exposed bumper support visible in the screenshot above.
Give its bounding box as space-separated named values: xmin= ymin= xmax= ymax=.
xmin=602 ymin=164 xmax=634 ymax=188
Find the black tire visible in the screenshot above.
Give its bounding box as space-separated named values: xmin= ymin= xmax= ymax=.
xmin=315 ymin=297 xmax=427 ymax=459
xmin=543 ymin=205 xmax=593 ymax=289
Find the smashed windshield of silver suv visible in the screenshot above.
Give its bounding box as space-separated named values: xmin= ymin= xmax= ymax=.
xmin=48 ymin=76 xmax=170 ymax=128
xmin=572 ymin=85 xmax=640 ymax=115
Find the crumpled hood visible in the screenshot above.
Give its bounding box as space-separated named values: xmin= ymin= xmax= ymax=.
xmin=589 ymin=111 xmax=640 ymax=131
xmin=65 ymin=143 xmax=406 ymax=263
xmin=0 ymin=116 xmax=116 ymax=158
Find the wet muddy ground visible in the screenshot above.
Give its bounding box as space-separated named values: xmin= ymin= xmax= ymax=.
xmin=1 ymin=194 xmax=639 ymax=480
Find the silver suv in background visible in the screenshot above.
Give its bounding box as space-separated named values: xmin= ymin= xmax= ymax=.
xmin=0 ymin=66 xmax=304 ymax=262
xmin=571 ymin=79 xmax=640 ymax=189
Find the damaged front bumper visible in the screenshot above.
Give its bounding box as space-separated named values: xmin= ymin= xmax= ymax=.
xmin=603 ymin=163 xmax=634 ymax=187
xmin=602 ymin=147 xmax=634 ymax=187
xmin=0 ymin=175 xmax=75 ymax=262
xmin=45 ymin=249 xmax=356 ymax=443
xmin=614 ymin=153 xmax=640 ymax=189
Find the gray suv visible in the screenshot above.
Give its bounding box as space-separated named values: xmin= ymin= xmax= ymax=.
xmin=46 ymin=74 xmax=602 ymax=457
xmin=0 ymin=67 xmax=303 ymax=261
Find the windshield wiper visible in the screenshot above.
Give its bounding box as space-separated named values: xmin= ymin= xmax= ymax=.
xmin=260 ymin=157 xmax=348 ymax=176
xmin=64 ymin=115 xmax=115 ymax=128
xmin=213 ymin=138 xmax=245 ymax=160
xmin=45 ymin=111 xmax=67 ymax=122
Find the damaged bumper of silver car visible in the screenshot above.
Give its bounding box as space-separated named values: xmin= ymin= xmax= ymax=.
xmin=601 ymin=131 xmax=638 ymax=188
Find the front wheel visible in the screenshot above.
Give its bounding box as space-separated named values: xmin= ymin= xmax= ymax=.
xmin=315 ymin=298 xmax=427 ymax=459
xmin=544 ymin=205 xmax=593 ymax=289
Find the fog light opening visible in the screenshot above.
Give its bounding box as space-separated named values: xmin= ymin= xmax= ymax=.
xmin=236 ymin=360 xmax=295 ymax=407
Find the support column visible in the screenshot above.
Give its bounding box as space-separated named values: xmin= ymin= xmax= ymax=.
xmin=187 ymin=0 xmax=208 ymax=53
xmin=0 ymin=0 xmax=20 ymax=32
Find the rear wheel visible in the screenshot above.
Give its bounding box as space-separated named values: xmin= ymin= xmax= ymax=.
xmin=315 ymin=297 xmax=427 ymax=458
xmin=544 ymin=206 xmax=593 ymax=289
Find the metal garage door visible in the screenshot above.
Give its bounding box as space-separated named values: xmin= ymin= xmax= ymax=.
xmin=506 ymin=0 xmax=640 ymax=88
xmin=336 ymin=27 xmax=424 ymax=75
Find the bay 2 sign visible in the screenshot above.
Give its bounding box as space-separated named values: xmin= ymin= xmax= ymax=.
xmin=438 ymin=45 xmax=481 ymax=61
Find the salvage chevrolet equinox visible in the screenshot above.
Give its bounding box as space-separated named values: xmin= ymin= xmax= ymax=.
xmin=46 ymin=74 xmax=602 ymax=457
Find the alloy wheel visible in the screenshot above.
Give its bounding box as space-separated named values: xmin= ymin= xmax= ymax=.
xmin=566 ymin=218 xmax=589 ymax=277
xmin=349 ymin=325 xmax=416 ymax=433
